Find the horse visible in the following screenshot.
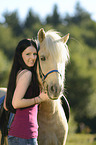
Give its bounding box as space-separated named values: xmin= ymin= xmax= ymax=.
xmin=0 ymin=28 xmax=70 ymax=145
xmin=37 ymin=28 xmax=70 ymax=145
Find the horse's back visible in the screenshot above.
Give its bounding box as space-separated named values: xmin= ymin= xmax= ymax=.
xmin=0 ymin=88 xmax=7 ymax=98
xmin=0 ymin=88 xmax=9 ymax=145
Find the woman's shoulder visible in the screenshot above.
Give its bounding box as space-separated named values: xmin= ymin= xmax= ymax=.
xmin=16 ymin=69 xmax=32 ymax=83
xmin=18 ymin=69 xmax=32 ymax=76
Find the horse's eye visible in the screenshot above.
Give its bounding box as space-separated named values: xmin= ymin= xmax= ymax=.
xmin=41 ymin=56 xmax=46 ymax=61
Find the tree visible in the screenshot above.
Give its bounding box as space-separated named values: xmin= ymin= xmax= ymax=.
xmin=0 ymin=50 xmax=11 ymax=87
xmin=0 ymin=25 xmax=18 ymax=60
xmin=64 ymin=2 xmax=91 ymax=25
xmin=3 ymin=10 xmax=22 ymax=36
xmin=24 ymin=8 xmax=40 ymax=29
xmin=46 ymin=4 xmax=61 ymax=26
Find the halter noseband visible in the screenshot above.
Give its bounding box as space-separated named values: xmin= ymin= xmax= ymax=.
xmin=37 ymin=45 xmax=62 ymax=98
xmin=37 ymin=44 xmax=62 ymax=84
xmin=38 ymin=58 xmax=62 ymax=83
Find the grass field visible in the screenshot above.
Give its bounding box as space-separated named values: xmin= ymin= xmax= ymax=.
xmin=66 ymin=133 xmax=96 ymax=145
xmin=0 ymin=132 xmax=96 ymax=145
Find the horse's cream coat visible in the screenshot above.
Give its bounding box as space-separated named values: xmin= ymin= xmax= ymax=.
xmin=37 ymin=28 xmax=69 ymax=145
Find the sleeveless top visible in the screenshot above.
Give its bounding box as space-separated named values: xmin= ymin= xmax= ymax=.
xmin=8 ymin=105 xmax=38 ymax=139
xmin=8 ymin=70 xmax=40 ymax=139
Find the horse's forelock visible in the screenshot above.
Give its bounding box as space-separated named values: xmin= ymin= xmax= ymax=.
xmin=39 ymin=30 xmax=69 ymax=85
xmin=44 ymin=31 xmax=69 ymax=64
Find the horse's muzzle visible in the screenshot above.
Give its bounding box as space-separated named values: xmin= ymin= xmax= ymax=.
xmin=47 ymin=83 xmax=61 ymax=100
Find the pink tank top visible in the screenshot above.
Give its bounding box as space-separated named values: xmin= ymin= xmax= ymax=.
xmin=8 ymin=104 xmax=38 ymax=139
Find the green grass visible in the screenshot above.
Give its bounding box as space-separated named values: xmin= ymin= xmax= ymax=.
xmin=0 ymin=132 xmax=96 ymax=145
xmin=66 ymin=133 xmax=96 ymax=145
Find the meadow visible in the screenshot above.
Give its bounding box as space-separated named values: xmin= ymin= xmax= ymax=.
xmin=66 ymin=133 xmax=96 ymax=145
xmin=0 ymin=132 xmax=96 ymax=145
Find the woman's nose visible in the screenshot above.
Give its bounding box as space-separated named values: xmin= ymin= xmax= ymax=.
xmin=31 ymin=54 xmax=34 ymax=59
xmin=31 ymin=54 xmax=36 ymax=60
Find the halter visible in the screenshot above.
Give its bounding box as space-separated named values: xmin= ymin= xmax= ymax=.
xmin=37 ymin=45 xmax=62 ymax=99
xmin=38 ymin=58 xmax=62 ymax=83
xmin=37 ymin=44 xmax=62 ymax=96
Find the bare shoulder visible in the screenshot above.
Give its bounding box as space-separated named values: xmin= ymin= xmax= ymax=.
xmin=17 ymin=69 xmax=32 ymax=84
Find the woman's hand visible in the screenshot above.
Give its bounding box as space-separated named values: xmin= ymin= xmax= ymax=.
xmin=39 ymin=92 xmax=49 ymax=102
xmin=34 ymin=92 xmax=49 ymax=104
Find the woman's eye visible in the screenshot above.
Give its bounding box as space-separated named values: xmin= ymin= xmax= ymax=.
xmin=41 ymin=56 xmax=46 ymax=61
xmin=26 ymin=53 xmax=30 ymax=55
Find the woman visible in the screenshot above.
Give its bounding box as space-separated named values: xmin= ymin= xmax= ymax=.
xmin=4 ymin=39 xmax=49 ymax=145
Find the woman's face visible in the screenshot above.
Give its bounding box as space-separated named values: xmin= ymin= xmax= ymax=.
xmin=22 ymin=45 xmax=37 ymax=67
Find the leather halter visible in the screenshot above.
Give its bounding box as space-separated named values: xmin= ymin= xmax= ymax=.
xmin=38 ymin=58 xmax=62 ymax=83
xmin=37 ymin=45 xmax=62 ymax=95
xmin=38 ymin=59 xmax=62 ymax=98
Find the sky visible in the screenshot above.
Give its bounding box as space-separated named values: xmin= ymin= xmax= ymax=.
xmin=0 ymin=0 xmax=96 ymax=22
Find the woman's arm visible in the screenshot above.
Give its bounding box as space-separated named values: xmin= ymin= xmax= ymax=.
xmin=12 ymin=70 xmax=49 ymax=109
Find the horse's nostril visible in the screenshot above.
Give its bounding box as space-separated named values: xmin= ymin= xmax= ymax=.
xmin=50 ymin=85 xmax=57 ymax=93
xmin=48 ymin=84 xmax=61 ymax=99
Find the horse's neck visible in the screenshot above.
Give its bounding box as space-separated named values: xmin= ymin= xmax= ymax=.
xmin=39 ymin=100 xmax=58 ymax=117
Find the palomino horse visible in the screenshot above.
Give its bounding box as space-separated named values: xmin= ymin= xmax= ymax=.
xmin=37 ymin=28 xmax=70 ymax=145
xmin=0 ymin=28 xmax=70 ymax=145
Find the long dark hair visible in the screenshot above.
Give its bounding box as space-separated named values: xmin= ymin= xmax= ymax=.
xmin=6 ymin=39 xmax=40 ymax=113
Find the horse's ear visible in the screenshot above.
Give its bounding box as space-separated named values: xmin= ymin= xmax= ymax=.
xmin=61 ymin=33 xmax=69 ymax=43
xmin=38 ymin=28 xmax=45 ymax=43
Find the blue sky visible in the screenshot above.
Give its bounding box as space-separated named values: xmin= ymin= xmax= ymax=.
xmin=0 ymin=0 xmax=96 ymax=22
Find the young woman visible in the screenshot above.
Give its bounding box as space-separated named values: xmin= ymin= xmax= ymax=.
xmin=4 ymin=39 xmax=49 ymax=145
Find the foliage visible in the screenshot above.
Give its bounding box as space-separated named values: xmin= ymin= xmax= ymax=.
xmin=66 ymin=133 xmax=96 ymax=145
xmin=64 ymin=2 xmax=91 ymax=25
xmin=3 ymin=10 xmax=23 ymax=36
xmin=24 ymin=8 xmax=41 ymax=29
xmin=46 ymin=4 xmax=61 ymax=26
xmin=0 ymin=50 xmax=11 ymax=87
xmin=0 ymin=2 xmax=96 ymax=133
xmin=0 ymin=25 xmax=19 ymax=60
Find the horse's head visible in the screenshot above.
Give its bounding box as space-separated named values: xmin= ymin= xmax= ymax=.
xmin=37 ymin=28 xmax=69 ymax=100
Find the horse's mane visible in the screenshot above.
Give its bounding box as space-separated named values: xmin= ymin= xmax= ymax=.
xmin=41 ymin=30 xmax=69 ymax=64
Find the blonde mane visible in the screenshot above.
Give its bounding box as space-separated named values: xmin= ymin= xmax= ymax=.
xmin=42 ymin=30 xmax=69 ymax=64
xmin=39 ymin=30 xmax=70 ymax=88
